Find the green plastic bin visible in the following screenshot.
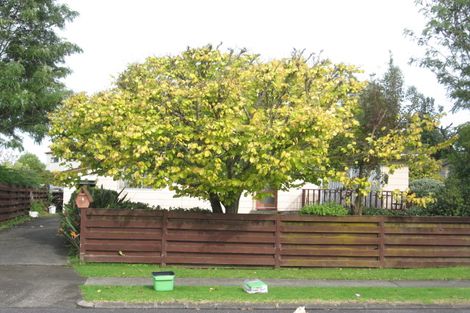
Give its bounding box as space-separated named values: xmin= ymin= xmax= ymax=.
xmin=152 ymin=271 xmax=175 ymax=291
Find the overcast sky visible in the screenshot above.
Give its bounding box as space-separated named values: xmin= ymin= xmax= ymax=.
xmin=21 ymin=0 xmax=470 ymax=162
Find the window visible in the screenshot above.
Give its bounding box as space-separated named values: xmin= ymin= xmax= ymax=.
xmin=256 ymin=189 xmax=277 ymax=210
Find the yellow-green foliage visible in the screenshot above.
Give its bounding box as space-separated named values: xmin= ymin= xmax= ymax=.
xmin=49 ymin=46 xmax=364 ymax=213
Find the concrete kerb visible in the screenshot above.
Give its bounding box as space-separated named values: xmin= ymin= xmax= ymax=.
xmin=76 ymin=300 xmax=470 ymax=310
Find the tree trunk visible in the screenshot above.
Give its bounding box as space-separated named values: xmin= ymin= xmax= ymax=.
xmin=353 ymin=193 xmax=364 ymax=215
xmin=209 ymin=193 xmax=224 ymax=213
xmin=353 ymin=165 xmax=365 ymax=215
xmin=222 ymin=192 xmax=242 ymax=214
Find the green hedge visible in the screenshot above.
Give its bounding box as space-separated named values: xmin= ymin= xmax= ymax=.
xmin=0 ymin=165 xmax=43 ymax=187
xmin=300 ymin=202 xmax=349 ymax=216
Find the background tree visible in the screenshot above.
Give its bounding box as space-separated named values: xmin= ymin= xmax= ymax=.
xmin=444 ymin=122 xmax=470 ymax=214
xmin=13 ymin=152 xmax=50 ymax=185
xmin=334 ymin=57 xmax=450 ymax=215
xmin=406 ymin=0 xmax=470 ymax=111
xmin=404 ymin=86 xmax=456 ymax=180
xmin=0 ymin=0 xmax=81 ymax=149
xmin=0 ymin=152 xmax=49 ymax=186
xmin=50 ymin=46 xmax=364 ymax=213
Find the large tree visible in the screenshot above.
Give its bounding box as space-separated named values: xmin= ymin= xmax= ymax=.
xmin=406 ymin=0 xmax=470 ymax=111
xmin=50 ymin=46 xmax=364 ymax=213
xmin=0 ymin=0 xmax=81 ymax=149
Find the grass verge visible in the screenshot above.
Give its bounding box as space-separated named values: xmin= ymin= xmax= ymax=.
xmin=71 ymin=259 xmax=470 ymax=280
xmin=81 ymin=285 xmax=470 ymax=304
xmin=0 ymin=215 xmax=31 ymax=231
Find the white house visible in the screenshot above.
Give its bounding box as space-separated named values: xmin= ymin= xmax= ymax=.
xmin=46 ymin=152 xmax=409 ymax=213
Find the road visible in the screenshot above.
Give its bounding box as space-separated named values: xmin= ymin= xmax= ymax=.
xmin=2 ymin=308 xmax=470 ymax=313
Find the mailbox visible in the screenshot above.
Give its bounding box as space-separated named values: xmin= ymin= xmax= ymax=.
xmin=75 ymin=187 xmax=93 ymax=209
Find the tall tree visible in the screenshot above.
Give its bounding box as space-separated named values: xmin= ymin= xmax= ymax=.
xmin=405 ymin=86 xmax=456 ymax=180
xmin=333 ymin=57 xmax=447 ymax=215
xmin=0 ymin=0 xmax=81 ymax=149
xmin=50 ymin=46 xmax=364 ymax=213
xmin=13 ymin=152 xmax=50 ymax=184
xmin=406 ymin=0 xmax=470 ymax=111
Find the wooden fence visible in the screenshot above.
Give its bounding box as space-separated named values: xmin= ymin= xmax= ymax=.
xmin=301 ymin=189 xmax=406 ymax=210
xmin=80 ymin=208 xmax=470 ymax=268
xmin=0 ymin=184 xmax=48 ymax=222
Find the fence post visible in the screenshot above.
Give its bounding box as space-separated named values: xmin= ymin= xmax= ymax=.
xmin=274 ymin=214 xmax=281 ymax=268
xmin=75 ymin=188 xmax=93 ymax=262
xmin=301 ymin=189 xmax=306 ymax=208
xmin=378 ymin=216 xmax=385 ymax=268
xmin=161 ymin=210 xmax=168 ymax=266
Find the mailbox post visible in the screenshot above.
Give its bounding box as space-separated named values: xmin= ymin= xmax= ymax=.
xmin=75 ymin=187 xmax=93 ymax=261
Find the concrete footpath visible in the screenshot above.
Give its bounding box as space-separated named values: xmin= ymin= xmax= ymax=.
xmin=85 ymin=277 xmax=470 ymax=288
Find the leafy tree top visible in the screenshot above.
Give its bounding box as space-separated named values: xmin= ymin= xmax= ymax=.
xmin=50 ymin=46 xmax=364 ymax=213
xmin=0 ymin=0 xmax=81 ymax=149
xmin=406 ymin=0 xmax=470 ymax=111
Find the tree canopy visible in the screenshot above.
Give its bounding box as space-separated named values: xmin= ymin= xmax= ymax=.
xmin=50 ymin=46 xmax=364 ymax=213
xmin=407 ymin=0 xmax=470 ymax=111
xmin=331 ymin=57 xmax=453 ymax=214
xmin=0 ymin=0 xmax=81 ymax=149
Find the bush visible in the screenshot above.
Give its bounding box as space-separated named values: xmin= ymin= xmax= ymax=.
xmin=30 ymin=200 xmax=50 ymax=216
xmin=59 ymin=204 xmax=80 ymax=255
xmin=363 ymin=207 xmax=428 ymax=216
xmin=409 ymin=178 xmax=444 ymax=198
xmin=68 ymin=186 xmax=155 ymax=210
xmin=426 ymin=176 xmax=470 ymax=216
xmin=0 ymin=165 xmax=43 ymax=187
xmin=300 ymin=202 xmax=349 ymax=216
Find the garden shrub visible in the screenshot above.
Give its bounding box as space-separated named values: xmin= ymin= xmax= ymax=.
xmin=363 ymin=207 xmax=427 ymax=216
xmin=426 ymin=176 xmax=470 ymax=216
xmin=409 ymin=178 xmax=444 ymax=198
xmin=30 ymin=200 xmax=50 ymax=216
xmin=300 ymin=202 xmax=349 ymax=216
xmin=68 ymin=186 xmax=155 ymax=210
xmin=0 ymin=165 xmax=43 ymax=187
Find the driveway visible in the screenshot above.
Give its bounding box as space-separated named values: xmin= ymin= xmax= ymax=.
xmin=0 ymin=216 xmax=84 ymax=308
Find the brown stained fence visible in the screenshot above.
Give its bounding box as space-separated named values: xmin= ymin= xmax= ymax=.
xmin=301 ymin=189 xmax=406 ymax=210
xmin=80 ymin=208 xmax=470 ymax=268
xmin=0 ymin=184 xmax=48 ymax=222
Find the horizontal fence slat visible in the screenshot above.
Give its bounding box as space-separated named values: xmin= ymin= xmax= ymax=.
xmin=165 ymin=255 xmax=275 ymax=266
xmin=84 ymin=255 xmax=162 ymax=264
xmin=86 ymin=220 xmax=163 ymax=228
xmin=281 ymin=224 xmax=380 ymax=234
xmin=84 ymin=242 xmax=162 ymax=252
xmin=166 ymin=243 xmax=275 ymax=255
xmin=282 ymin=247 xmax=379 ymax=257
xmin=281 ymin=259 xmax=380 ymax=268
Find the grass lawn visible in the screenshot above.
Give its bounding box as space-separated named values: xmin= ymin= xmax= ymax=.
xmin=81 ymin=285 xmax=470 ymax=304
xmin=71 ymin=259 xmax=470 ymax=281
xmin=0 ymin=215 xmax=31 ymax=231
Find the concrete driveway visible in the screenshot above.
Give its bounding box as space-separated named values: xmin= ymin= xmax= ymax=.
xmin=0 ymin=216 xmax=84 ymax=308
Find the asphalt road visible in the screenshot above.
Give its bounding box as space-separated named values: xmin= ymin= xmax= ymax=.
xmin=2 ymin=308 xmax=470 ymax=313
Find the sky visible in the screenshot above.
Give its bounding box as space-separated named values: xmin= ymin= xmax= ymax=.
xmin=19 ymin=0 xmax=470 ymax=163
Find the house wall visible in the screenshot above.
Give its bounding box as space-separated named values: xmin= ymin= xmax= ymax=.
xmin=381 ymin=166 xmax=409 ymax=191
xmin=46 ymin=152 xmax=409 ymax=212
